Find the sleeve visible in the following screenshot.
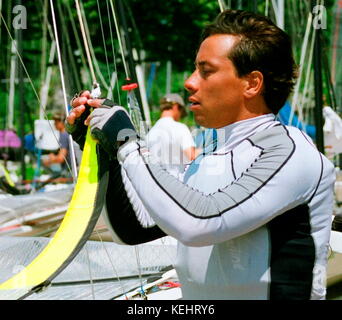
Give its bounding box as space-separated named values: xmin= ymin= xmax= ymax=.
xmin=116 ymin=126 xmax=324 ymax=247
xmin=102 ymin=155 xmax=166 ymax=245
xmin=59 ymin=132 xmax=69 ymax=150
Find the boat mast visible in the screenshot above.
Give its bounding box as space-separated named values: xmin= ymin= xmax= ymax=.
xmin=7 ymin=40 xmax=16 ymax=129
xmin=16 ymin=0 xmax=26 ymax=180
xmin=312 ymin=0 xmax=324 ymax=153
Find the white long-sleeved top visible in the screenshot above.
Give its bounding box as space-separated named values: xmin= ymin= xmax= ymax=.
xmin=104 ymin=114 xmax=335 ymax=300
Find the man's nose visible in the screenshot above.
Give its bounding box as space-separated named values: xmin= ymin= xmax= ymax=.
xmin=184 ymin=71 xmax=198 ymax=93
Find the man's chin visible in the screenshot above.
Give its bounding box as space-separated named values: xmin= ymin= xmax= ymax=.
xmin=194 ymin=116 xmax=213 ymax=129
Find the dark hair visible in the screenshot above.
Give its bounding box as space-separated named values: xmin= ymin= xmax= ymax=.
xmin=202 ymin=10 xmax=298 ymax=114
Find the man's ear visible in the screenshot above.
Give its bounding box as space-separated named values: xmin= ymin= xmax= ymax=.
xmin=243 ymin=71 xmax=264 ymax=99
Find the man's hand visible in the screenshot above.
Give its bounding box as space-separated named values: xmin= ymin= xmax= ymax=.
xmin=66 ymin=89 xmax=137 ymax=157
xmin=66 ymin=90 xmax=104 ymax=150
xmin=89 ymin=106 xmax=137 ymax=158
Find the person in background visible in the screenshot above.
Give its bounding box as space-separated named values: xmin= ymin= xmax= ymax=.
xmin=146 ymin=93 xmax=200 ymax=178
xmin=42 ymin=110 xmax=71 ymax=176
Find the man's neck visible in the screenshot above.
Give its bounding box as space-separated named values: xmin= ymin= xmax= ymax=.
xmin=160 ymin=110 xmax=176 ymax=120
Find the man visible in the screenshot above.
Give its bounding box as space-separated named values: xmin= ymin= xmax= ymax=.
xmin=43 ymin=110 xmax=71 ymax=175
xmin=146 ymin=93 xmax=199 ymax=178
xmin=67 ymin=10 xmax=335 ymax=299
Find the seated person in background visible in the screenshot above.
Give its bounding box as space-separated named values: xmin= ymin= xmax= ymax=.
xmin=42 ymin=110 xmax=71 ymax=176
xmin=146 ymin=93 xmax=200 ymax=178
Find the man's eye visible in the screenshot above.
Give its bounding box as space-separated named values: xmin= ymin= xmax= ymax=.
xmin=200 ymin=69 xmax=211 ymax=77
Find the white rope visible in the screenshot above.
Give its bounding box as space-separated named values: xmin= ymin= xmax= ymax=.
xmin=298 ymin=29 xmax=316 ymax=123
xmin=92 ymin=229 xmax=127 ymax=299
xmin=50 ymin=0 xmax=78 ymax=181
xmin=85 ymin=244 xmax=96 ymax=300
xmin=217 ymin=0 xmax=225 ymax=12
xmin=75 ymin=0 xmax=97 ymax=84
xmin=288 ymin=11 xmax=313 ymax=126
xmin=108 ymin=0 xmax=130 ymax=79
xmin=79 ymin=0 xmax=109 ymax=91
xmin=0 ymin=10 xmax=75 ymax=181
xmin=105 ymin=0 xmax=122 ymax=105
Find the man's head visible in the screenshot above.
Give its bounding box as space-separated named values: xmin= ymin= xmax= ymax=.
xmin=185 ymin=9 xmax=297 ymax=128
xmin=52 ymin=110 xmax=66 ymax=131
xmin=160 ymin=93 xmax=187 ymax=121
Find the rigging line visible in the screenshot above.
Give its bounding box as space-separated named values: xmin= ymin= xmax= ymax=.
xmin=56 ymin=1 xmax=82 ymax=91
xmin=0 ymin=0 xmax=2 ymax=44
xmin=298 ymin=29 xmax=316 ymax=125
xmin=96 ymin=0 xmax=112 ymax=86
xmin=105 ymin=0 xmax=121 ymax=105
xmin=50 ymin=0 xmax=78 ymax=181
xmin=75 ymin=0 xmax=96 ymax=85
xmin=217 ymin=0 xmax=225 ymax=12
xmin=85 ymin=243 xmax=96 ymax=300
xmin=92 ymin=228 xmax=128 ymax=299
xmin=289 ymin=10 xmax=313 ymax=126
xmin=108 ymin=0 xmax=130 ymax=79
xmin=134 ymin=245 xmax=146 ymax=299
xmin=39 ymin=0 xmax=48 ymax=89
xmin=331 ymin=0 xmax=341 ymax=85
xmin=0 ymin=10 xmax=70 ymax=176
xmin=265 ymin=0 xmax=270 ymax=16
xmin=65 ymin=0 xmax=91 ymax=88
xmin=79 ymin=0 xmax=109 ymax=91
xmin=51 ymin=273 xmax=156 ymax=287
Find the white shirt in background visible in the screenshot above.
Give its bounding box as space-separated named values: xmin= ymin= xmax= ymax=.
xmin=146 ymin=117 xmax=195 ymax=178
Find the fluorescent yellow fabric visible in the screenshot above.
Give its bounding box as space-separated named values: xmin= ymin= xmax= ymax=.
xmin=0 ymin=128 xmax=98 ymax=292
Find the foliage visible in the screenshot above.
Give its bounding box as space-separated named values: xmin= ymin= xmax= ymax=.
xmin=0 ymin=0 xmax=339 ymax=134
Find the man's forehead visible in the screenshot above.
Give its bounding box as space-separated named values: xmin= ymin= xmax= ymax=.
xmin=195 ymin=34 xmax=239 ymax=63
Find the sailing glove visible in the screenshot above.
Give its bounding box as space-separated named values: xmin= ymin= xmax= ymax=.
xmin=89 ymin=103 xmax=137 ymax=159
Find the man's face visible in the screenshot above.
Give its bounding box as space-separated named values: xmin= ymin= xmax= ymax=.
xmin=184 ymin=34 xmax=248 ymax=128
xmin=54 ymin=119 xmax=64 ymax=131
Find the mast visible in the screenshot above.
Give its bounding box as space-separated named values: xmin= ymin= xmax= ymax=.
xmin=7 ymin=40 xmax=16 ymax=129
xmin=116 ymin=0 xmax=145 ymax=121
xmin=312 ymin=1 xmax=324 ymax=153
xmin=17 ymin=0 xmax=25 ymax=180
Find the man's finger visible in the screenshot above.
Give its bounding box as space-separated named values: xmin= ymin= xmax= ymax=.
xmin=87 ymin=99 xmax=105 ymax=108
xmin=67 ymin=105 xmax=86 ymax=125
xmin=80 ymin=90 xmax=91 ymax=98
xmin=72 ymin=96 xmax=88 ymax=108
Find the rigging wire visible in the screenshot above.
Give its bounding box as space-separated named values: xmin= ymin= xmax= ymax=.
xmin=75 ymin=0 xmax=97 ymax=86
xmin=105 ymin=0 xmax=122 ymax=105
xmin=108 ymin=0 xmax=130 ymax=79
xmin=79 ymin=0 xmax=109 ymax=91
xmin=85 ymin=243 xmax=96 ymax=300
xmin=217 ymin=0 xmax=225 ymax=12
xmin=96 ymin=0 xmax=112 ymax=87
xmin=289 ymin=9 xmax=313 ymax=126
xmin=50 ymin=0 xmax=78 ymax=181
xmin=92 ymin=229 xmax=128 ymax=299
xmin=0 ymin=11 xmax=72 ymax=178
xmin=65 ymin=0 xmax=92 ymax=88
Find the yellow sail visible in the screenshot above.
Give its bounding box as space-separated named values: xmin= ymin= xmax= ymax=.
xmin=0 ymin=128 xmax=105 ymax=299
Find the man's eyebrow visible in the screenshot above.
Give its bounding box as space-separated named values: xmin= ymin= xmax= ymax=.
xmin=194 ymin=60 xmax=212 ymax=67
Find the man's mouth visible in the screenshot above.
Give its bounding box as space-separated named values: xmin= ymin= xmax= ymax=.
xmin=189 ymin=98 xmax=200 ymax=110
